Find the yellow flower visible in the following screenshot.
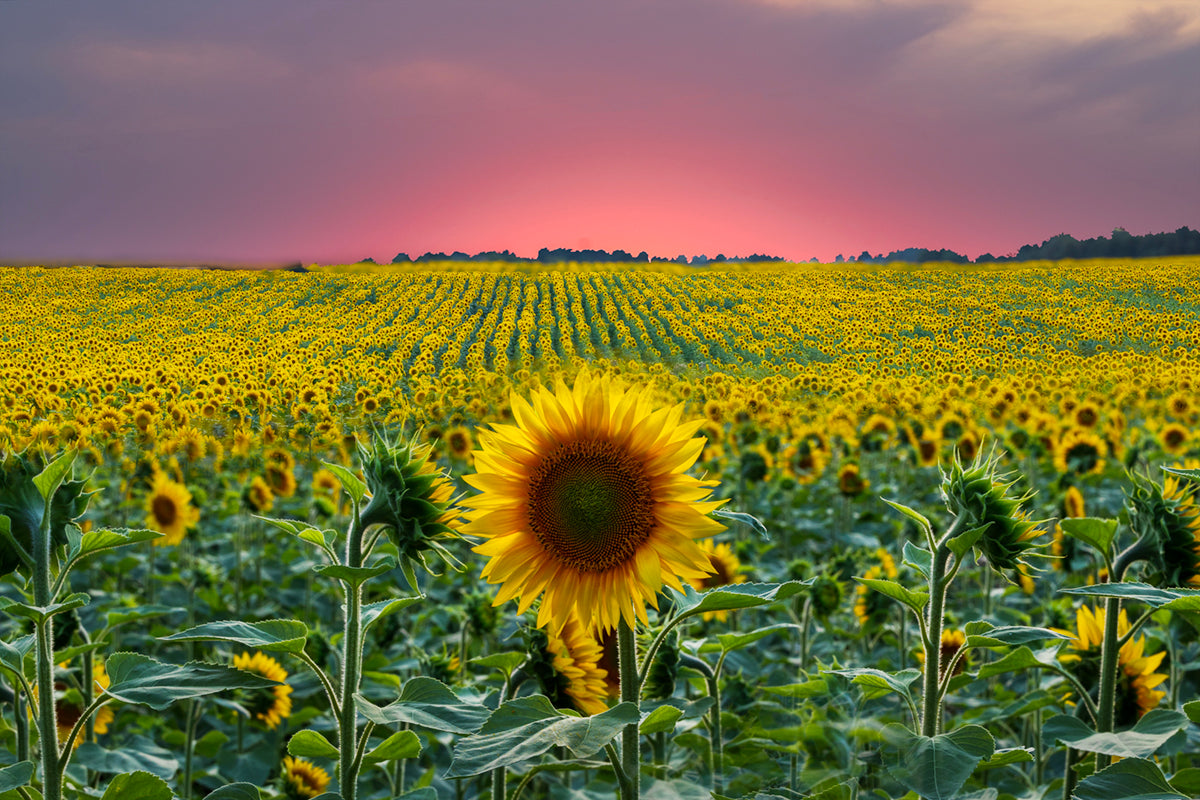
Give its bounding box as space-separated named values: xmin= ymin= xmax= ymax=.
xmin=1056 ymin=605 xmax=1167 ymax=727
xmin=688 ymin=539 xmax=748 ymax=621
xmin=916 ymin=629 xmax=968 ymax=679
xmin=243 ymin=475 xmax=274 ymax=513
xmin=232 ymin=652 xmax=292 ymax=730
xmin=854 ymin=549 xmax=898 ymax=630
xmin=545 ymin=615 xmax=610 ymax=715
xmin=1064 ymin=486 xmax=1086 ymax=519
xmin=464 ymin=370 xmax=723 ymax=634
xmin=281 ymin=756 xmax=331 ymax=800
xmin=33 ymin=660 xmax=114 ymax=749
xmin=145 ymin=471 xmax=199 ymax=546
xmin=837 ymin=462 xmax=868 ymax=497
xmin=445 ymin=425 xmax=474 ymax=460
xmin=1053 ymin=428 xmax=1107 ymax=475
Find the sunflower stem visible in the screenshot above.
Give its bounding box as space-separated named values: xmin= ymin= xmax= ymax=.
xmin=338 ymin=513 xmax=366 ymax=800
xmin=33 ymin=491 xmax=61 ymax=800
xmin=1093 ymin=594 xmax=1121 ymax=772
xmin=617 ymin=617 xmax=640 ymax=800
xmin=921 ymin=543 xmax=951 ymax=737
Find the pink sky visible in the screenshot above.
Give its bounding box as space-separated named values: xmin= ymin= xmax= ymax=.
xmin=1 ymin=0 xmax=1197 ymax=263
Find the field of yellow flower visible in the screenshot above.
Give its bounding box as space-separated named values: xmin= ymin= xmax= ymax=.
xmin=1 ymin=257 xmax=1198 ymax=800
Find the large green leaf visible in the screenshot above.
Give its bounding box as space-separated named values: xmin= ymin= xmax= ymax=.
xmin=355 ymin=676 xmax=490 ymax=735
xmin=160 ymin=619 xmax=308 ymax=654
xmin=881 ymin=723 xmax=995 ymax=800
xmin=362 ymin=730 xmax=422 ymax=764
xmin=882 ymin=498 xmax=933 ymax=541
xmin=1059 ymin=518 xmax=1119 ymax=557
xmin=0 ymin=763 xmax=33 ymax=793
xmin=639 ymin=705 xmax=684 ymax=734
xmin=74 ymin=737 xmax=179 ymax=780
xmin=69 ymin=528 xmax=162 ymax=561
xmin=965 ymin=625 xmax=1071 ymax=648
xmin=204 ymin=785 xmax=262 ymax=800
xmin=975 ymin=646 xmax=1058 ymax=679
xmin=1059 ymin=583 xmax=1200 ymax=607
xmin=1072 ymin=757 xmax=1187 ymax=800
xmin=853 ymin=577 xmax=928 ymax=615
xmin=319 ymin=461 xmax=367 ymax=503
xmin=32 ymin=448 xmax=77 ymax=502
xmin=1042 ymin=710 xmax=1189 ymax=758
xmin=0 ymin=593 xmax=89 ymax=624
xmin=358 ymin=597 xmax=424 ymax=634
xmin=314 ymin=562 xmax=394 ymax=587
xmin=103 ymin=653 xmax=280 ymax=710
xmin=762 ymin=679 xmax=828 ymax=699
xmin=668 ymin=580 xmax=810 ymax=618
xmin=903 ymin=540 xmax=933 ymax=581
xmin=826 ymin=668 xmax=920 ymax=703
xmin=287 ymin=730 xmax=339 ymax=759
xmin=98 ymin=771 xmax=172 ymax=800
xmin=715 ymin=622 xmax=798 ymax=652
xmin=445 ymin=698 xmax=638 ymax=778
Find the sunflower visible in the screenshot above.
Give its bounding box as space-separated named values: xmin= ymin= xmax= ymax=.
xmin=1056 ymin=605 xmax=1167 ymax=727
xmin=145 ymin=471 xmax=200 ymax=546
xmin=464 ymin=370 xmax=723 ymax=634
xmin=689 ymin=539 xmax=748 ymax=622
xmin=781 ymin=440 xmax=828 ymax=484
xmin=914 ymin=434 xmax=941 ymax=468
xmin=311 ymin=468 xmax=341 ymax=497
xmin=264 ymin=462 xmax=297 ymax=498
xmin=280 ymin=756 xmax=331 ymax=800
xmin=837 ymin=462 xmax=868 ymax=497
xmin=1158 ymin=424 xmax=1190 ymax=456
xmin=916 ymin=629 xmax=967 ymax=679
xmin=445 ymin=425 xmax=474 ymax=461
xmin=1053 ymin=428 xmax=1107 ymax=475
xmin=1063 ymin=485 xmax=1085 ymax=519
xmin=540 ymin=615 xmax=610 ymax=715
xmin=34 ymin=660 xmax=115 ymax=749
xmin=854 ymin=549 xmax=898 ymax=630
xmin=1127 ymin=462 xmax=1200 ymax=586
xmin=232 ymin=652 xmax=292 ymax=730
xmin=243 ymin=475 xmax=274 ymax=513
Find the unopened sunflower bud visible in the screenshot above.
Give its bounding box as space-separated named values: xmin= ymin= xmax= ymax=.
xmin=809 ymin=573 xmax=844 ymax=619
xmin=1126 ymin=471 xmax=1200 ymax=587
xmin=942 ymin=450 xmax=1043 ymax=582
xmin=643 ymin=629 xmax=680 ymax=701
xmin=358 ymin=431 xmax=459 ymax=565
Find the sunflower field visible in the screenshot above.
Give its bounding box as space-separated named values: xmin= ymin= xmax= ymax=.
xmin=1 ymin=257 xmax=1199 ymax=800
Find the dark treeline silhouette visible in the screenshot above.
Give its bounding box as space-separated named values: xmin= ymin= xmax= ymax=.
xmin=372 ymin=226 xmax=1199 ymax=266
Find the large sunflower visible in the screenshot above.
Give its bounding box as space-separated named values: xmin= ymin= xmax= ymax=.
xmin=464 ymin=371 xmax=724 ymax=634
xmin=232 ymin=652 xmax=292 ymax=730
xmin=1057 ymin=605 xmax=1167 ymax=727
xmin=145 ymin=471 xmax=200 ymax=546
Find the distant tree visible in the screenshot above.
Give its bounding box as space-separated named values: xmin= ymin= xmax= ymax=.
xmin=391 ymin=252 xmax=412 ymax=263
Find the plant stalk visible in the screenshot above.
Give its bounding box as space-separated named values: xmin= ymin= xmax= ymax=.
xmin=617 ymin=617 xmax=640 ymax=800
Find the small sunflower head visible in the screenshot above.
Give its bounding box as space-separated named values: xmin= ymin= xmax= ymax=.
xmin=0 ymin=448 xmax=92 ymax=577
xmin=642 ymin=627 xmax=680 ymax=701
xmin=357 ymin=431 xmax=459 ymax=565
xmin=280 ymin=756 xmax=331 ymax=800
xmin=941 ymin=449 xmax=1043 ymax=581
xmin=809 ymin=573 xmax=845 ymax=620
xmin=1126 ymin=470 xmax=1200 ymax=587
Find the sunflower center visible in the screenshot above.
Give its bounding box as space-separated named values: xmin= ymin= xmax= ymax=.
xmin=152 ymin=495 xmax=178 ymax=527
xmin=527 ymin=440 xmax=654 ymax=572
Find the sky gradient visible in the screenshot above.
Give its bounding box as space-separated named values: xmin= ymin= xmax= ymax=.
xmin=2 ymin=0 xmax=1197 ymax=264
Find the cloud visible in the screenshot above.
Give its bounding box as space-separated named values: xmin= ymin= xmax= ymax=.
xmin=68 ymin=40 xmax=292 ymax=88
xmin=353 ymin=58 xmax=537 ymax=106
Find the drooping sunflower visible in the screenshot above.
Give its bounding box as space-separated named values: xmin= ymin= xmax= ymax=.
xmin=243 ymin=475 xmax=274 ymax=513
xmin=916 ymin=629 xmax=968 ymax=679
xmin=232 ymin=651 xmax=292 ymax=730
xmin=837 ymin=461 xmax=868 ymax=497
xmin=1056 ymin=605 xmax=1167 ymax=727
xmin=464 ymin=370 xmax=724 ymax=634
xmin=854 ymin=549 xmax=898 ymax=631
xmin=1063 ymin=485 xmax=1086 ymax=519
xmin=34 ymin=660 xmax=115 ymax=749
xmin=689 ymin=539 xmax=748 ymax=621
xmin=539 ymin=615 xmax=610 ymax=715
xmin=145 ymin=471 xmax=200 ymax=546
xmin=1127 ymin=462 xmax=1200 ymax=586
xmin=280 ymin=756 xmax=331 ymax=800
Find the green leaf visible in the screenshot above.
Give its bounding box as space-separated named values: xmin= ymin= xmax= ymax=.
xmin=314 ymin=562 xmax=394 ymax=587
xmin=762 ymin=679 xmax=828 ymax=699
xmin=319 ymin=461 xmax=367 ymax=503
xmin=882 ymin=498 xmax=934 ymax=541
xmin=1169 ymin=768 xmax=1200 ymax=796
xmin=468 ymin=652 xmax=526 ymax=675
xmin=826 ymin=668 xmax=920 ymax=702
xmin=1161 ymin=595 xmax=1200 ymax=613
xmin=854 ymin=577 xmax=928 ymax=615
xmin=1059 ymin=582 xmax=1200 ymax=607
xmin=32 ymin=448 xmax=77 ymax=502
xmin=715 ymin=622 xmax=798 ymax=652
xmin=964 ymin=620 xmax=993 ymax=637
xmin=445 ymin=700 xmax=638 ymax=778
xmin=98 ymin=771 xmax=173 ymax=800
xmin=976 ymin=646 xmax=1057 ymax=679
xmin=363 ymin=730 xmax=422 ymax=764
xmin=103 ymin=652 xmax=280 ymax=710
xmin=976 ymin=747 xmax=1035 ymax=771
xmin=287 ymin=730 xmax=340 ymax=759
xmin=881 ymin=723 xmax=996 ymax=800
xmin=965 ymin=625 xmax=1072 ymax=648
xmin=355 ymin=677 xmax=491 ymax=735
xmin=640 ymin=705 xmax=684 ymax=734
xmin=1072 ymin=757 xmax=1187 ymax=800
xmin=1184 ymin=700 xmax=1200 ymax=725
xmin=160 ymin=619 xmax=308 ymax=654
xmin=254 ymin=516 xmax=337 ymax=552
xmin=359 ymin=597 xmax=423 ymax=634
xmin=104 ymin=605 xmax=182 ymax=628
xmin=1042 ymin=710 xmax=1189 ymax=758
xmin=947 ymin=524 xmax=988 ymax=561
xmin=902 ymin=540 xmax=933 ymax=581
xmin=74 ymin=736 xmax=179 ymax=780
xmin=0 ymin=762 xmax=34 ymax=793
xmin=204 ymin=785 xmax=263 ymax=800
xmin=1162 ymin=466 xmax=1200 ymax=484
xmin=1059 ymin=518 xmax=1119 ymax=557
xmin=75 ymin=528 xmax=163 ymax=558
xmin=0 ymin=634 xmax=34 ymax=680
xmin=669 ymin=580 xmax=811 ymax=618
xmin=0 ymin=593 xmax=90 ymax=623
